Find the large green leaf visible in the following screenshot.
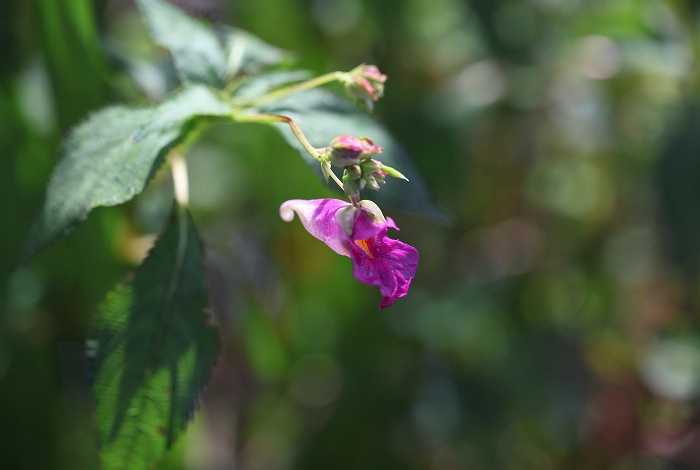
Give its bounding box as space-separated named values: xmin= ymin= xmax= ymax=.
xmin=261 ymin=89 xmax=448 ymax=222
xmin=22 ymin=85 xmax=232 ymax=262
xmin=89 ymin=206 xmax=219 ymax=469
xmin=137 ymin=0 xmax=227 ymax=87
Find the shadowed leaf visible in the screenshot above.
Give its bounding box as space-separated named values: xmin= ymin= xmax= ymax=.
xmin=89 ymin=207 xmax=219 ymax=470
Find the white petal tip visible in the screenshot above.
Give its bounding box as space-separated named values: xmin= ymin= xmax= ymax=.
xmin=279 ymin=201 xmax=297 ymax=222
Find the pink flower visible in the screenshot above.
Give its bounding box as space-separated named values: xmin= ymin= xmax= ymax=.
xmin=280 ymin=198 xmax=418 ymax=309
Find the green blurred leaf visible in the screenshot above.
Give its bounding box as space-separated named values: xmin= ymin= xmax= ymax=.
xmin=262 ymin=89 xmax=448 ymax=222
xmin=34 ymin=0 xmax=106 ymax=129
xmin=657 ymin=104 xmax=700 ymax=276
xmin=137 ymin=0 xmax=226 ymax=87
xmin=22 ymin=85 xmax=232 ymax=262
xmin=243 ymin=305 xmax=289 ymax=381
xmin=219 ymin=26 xmax=292 ymax=77
xmin=89 ymin=206 xmax=219 ymax=469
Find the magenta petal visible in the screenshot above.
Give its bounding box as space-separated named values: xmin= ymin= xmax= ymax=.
xmin=280 ymin=199 xmax=352 ymax=256
xmin=350 ymin=233 xmax=418 ymax=309
xmin=351 ymin=210 xmax=387 ymax=240
xmin=281 ymin=197 xmax=419 ymax=309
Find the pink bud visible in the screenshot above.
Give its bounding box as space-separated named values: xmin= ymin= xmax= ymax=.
xmin=359 ymin=137 xmax=383 ymax=157
xmin=345 ymin=64 xmax=388 ymax=110
xmin=329 ymin=135 xmax=383 ymax=167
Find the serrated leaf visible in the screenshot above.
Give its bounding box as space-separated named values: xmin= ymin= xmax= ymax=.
xmin=219 ymin=26 xmax=292 ymax=77
xmin=261 ymin=89 xmax=448 ymax=222
xmin=89 ymin=206 xmax=219 ymax=470
xmin=22 ymin=85 xmax=232 ymax=262
xmin=137 ymin=0 xmax=227 ymax=87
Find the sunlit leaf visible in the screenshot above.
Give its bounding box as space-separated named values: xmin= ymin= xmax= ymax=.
xmin=22 ymin=85 xmax=232 ymax=262
xmin=262 ymin=89 xmax=448 ymax=222
xmin=89 ymin=206 xmax=219 ymax=470
xmin=137 ymin=0 xmax=227 ymax=87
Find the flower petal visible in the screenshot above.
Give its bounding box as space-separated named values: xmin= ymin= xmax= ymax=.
xmin=280 ymin=199 xmax=352 ymax=256
xmin=351 ymin=200 xmax=394 ymax=240
xmin=350 ymin=230 xmax=418 ymax=309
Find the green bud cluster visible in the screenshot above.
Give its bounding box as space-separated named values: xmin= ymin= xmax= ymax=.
xmin=321 ymin=133 xmax=408 ymax=200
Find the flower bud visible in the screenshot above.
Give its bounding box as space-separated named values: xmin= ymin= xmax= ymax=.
xmin=364 ymin=176 xmax=382 ymax=191
xmin=347 ymin=164 xmax=362 ymax=180
xmin=329 ymin=135 xmax=363 ymax=166
xmin=344 ymin=64 xmax=388 ymax=111
xmin=342 ymin=169 xmax=363 ymax=200
xmin=329 ymin=135 xmax=383 ymax=167
xmin=357 ymin=158 xmax=385 ymax=191
xmin=358 ymin=137 xmax=383 ymax=160
xmin=360 ymin=158 xmax=382 ymax=174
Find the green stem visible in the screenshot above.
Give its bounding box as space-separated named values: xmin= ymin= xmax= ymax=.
xmin=167 ymin=150 xmax=189 ymax=332
xmin=242 ymin=71 xmax=346 ymax=108
xmin=231 ymin=111 xmax=346 ymax=190
xmin=170 ymin=151 xmax=189 ymax=209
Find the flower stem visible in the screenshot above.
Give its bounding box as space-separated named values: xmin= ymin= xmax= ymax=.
xmin=231 ymin=111 xmax=345 ymax=190
xmin=170 ymin=151 xmax=189 ymax=209
xmin=243 ymin=71 xmax=346 ymax=108
xmin=169 ymin=151 xmax=190 ymax=282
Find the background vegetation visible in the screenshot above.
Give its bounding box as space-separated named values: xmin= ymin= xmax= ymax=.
xmin=4 ymin=0 xmax=700 ymax=468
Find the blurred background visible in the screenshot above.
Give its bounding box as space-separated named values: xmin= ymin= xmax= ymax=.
xmin=4 ymin=0 xmax=700 ymax=468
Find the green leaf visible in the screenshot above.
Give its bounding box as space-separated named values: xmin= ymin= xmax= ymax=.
xmin=22 ymin=85 xmax=232 ymax=262
xmin=137 ymin=0 xmax=227 ymax=87
xmin=262 ymin=89 xmax=448 ymax=222
xmin=89 ymin=206 xmax=219 ymax=470
xmin=219 ymin=26 xmax=292 ymax=77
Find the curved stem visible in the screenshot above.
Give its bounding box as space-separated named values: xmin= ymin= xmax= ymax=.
xmin=231 ymin=111 xmax=346 ymax=190
xmin=170 ymin=151 xmax=189 ymax=209
xmin=242 ymin=71 xmax=346 ymax=108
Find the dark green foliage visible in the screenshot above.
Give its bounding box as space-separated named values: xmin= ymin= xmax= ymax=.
xmin=90 ymin=207 xmax=219 ymax=469
xmin=657 ymin=104 xmax=700 ymax=276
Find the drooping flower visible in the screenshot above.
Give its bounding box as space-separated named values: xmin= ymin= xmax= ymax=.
xmin=280 ymin=198 xmax=418 ymax=309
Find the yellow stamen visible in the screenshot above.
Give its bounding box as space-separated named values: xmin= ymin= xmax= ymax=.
xmin=355 ymin=239 xmax=374 ymax=258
